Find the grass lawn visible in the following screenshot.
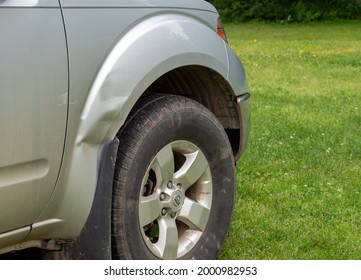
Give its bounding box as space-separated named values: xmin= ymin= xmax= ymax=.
xmin=220 ymin=21 xmax=361 ymax=259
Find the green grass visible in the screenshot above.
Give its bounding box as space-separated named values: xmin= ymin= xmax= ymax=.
xmin=220 ymin=21 xmax=361 ymax=259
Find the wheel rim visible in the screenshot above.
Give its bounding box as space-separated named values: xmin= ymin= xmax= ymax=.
xmin=138 ymin=140 xmax=213 ymax=259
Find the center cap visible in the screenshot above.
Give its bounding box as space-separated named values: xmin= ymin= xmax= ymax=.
xmin=170 ymin=190 xmax=184 ymax=212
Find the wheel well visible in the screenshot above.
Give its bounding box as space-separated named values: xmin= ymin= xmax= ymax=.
xmin=144 ymin=66 xmax=241 ymax=158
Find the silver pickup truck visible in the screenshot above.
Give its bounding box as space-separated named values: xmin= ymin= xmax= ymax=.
xmin=0 ymin=0 xmax=250 ymax=260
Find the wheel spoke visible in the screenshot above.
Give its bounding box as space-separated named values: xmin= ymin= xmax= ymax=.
xmin=173 ymin=150 xmax=208 ymax=190
xmin=156 ymin=217 xmax=179 ymax=259
xmin=153 ymin=143 xmax=175 ymax=184
xmin=139 ymin=141 xmax=213 ymax=259
xmin=178 ymin=197 xmax=210 ymax=232
xmin=139 ymin=193 xmax=160 ymax=227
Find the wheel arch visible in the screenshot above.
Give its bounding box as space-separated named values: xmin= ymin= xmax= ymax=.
xmin=79 ymin=14 xmax=247 ymax=161
xmin=78 ymin=13 xmax=231 ymax=147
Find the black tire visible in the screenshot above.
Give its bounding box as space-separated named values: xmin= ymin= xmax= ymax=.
xmin=111 ymin=94 xmax=235 ymax=260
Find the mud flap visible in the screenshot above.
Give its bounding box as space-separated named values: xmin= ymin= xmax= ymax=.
xmin=61 ymin=138 xmax=119 ymax=259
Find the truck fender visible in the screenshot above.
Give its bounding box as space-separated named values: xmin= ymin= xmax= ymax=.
xmin=78 ymin=13 xmax=229 ymax=145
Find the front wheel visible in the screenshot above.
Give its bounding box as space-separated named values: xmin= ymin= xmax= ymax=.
xmin=111 ymin=94 xmax=235 ymax=260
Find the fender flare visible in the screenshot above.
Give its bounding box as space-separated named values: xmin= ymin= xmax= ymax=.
xmin=78 ymin=13 xmax=229 ymax=145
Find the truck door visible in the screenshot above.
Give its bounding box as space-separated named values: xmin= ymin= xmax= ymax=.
xmin=0 ymin=0 xmax=68 ymax=235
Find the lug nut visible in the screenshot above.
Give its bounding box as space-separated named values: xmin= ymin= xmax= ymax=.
xmin=171 ymin=213 xmax=176 ymax=219
xmin=161 ymin=208 xmax=167 ymax=216
xmin=160 ymin=193 xmax=165 ymax=201
xmin=167 ymin=181 xmax=173 ymax=189
xmin=177 ymin=183 xmax=182 ymax=189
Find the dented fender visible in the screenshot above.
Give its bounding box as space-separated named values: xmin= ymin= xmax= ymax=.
xmin=79 ymin=14 xmax=230 ymax=145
